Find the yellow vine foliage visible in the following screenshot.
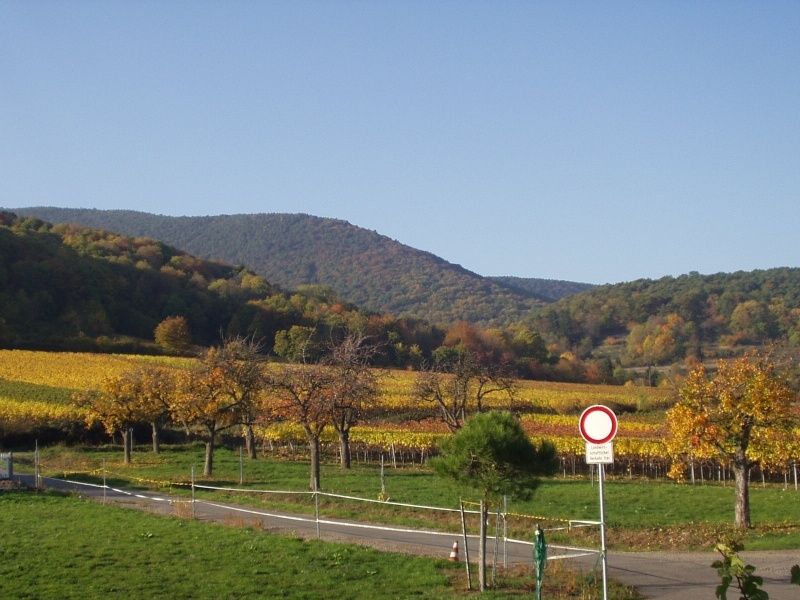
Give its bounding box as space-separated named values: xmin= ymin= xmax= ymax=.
xmin=4 ymin=350 xmax=799 ymax=468
xmin=0 ymin=398 xmax=85 ymax=436
xmin=0 ymin=349 xmax=193 ymax=391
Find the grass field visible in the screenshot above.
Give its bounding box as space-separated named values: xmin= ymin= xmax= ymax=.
xmin=18 ymin=444 xmax=800 ymax=551
xmin=0 ymin=490 xmax=639 ymax=599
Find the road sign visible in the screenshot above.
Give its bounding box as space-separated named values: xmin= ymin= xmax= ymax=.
xmin=578 ymin=405 xmax=618 ymax=445
xmin=585 ymin=442 xmax=614 ymax=464
xmin=577 ymin=405 xmax=617 ymax=600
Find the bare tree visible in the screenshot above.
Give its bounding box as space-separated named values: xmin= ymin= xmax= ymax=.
xmin=326 ymin=333 xmax=381 ymax=469
xmin=413 ymin=347 xmax=516 ymax=432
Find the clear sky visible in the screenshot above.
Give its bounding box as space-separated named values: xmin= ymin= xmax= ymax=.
xmin=2 ymin=1 xmax=798 ymax=285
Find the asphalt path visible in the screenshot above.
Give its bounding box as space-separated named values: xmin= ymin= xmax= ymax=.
xmin=15 ymin=474 xmax=800 ymax=599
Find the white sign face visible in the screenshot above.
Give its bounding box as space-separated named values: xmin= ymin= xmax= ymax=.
xmin=578 ymin=405 xmax=618 ymax=444
xmin=585 ymin=442 xmax=614 ymax=464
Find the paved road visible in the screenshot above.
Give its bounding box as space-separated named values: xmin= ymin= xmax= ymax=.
xmin=16 ymin=475 xmax=800 ymax=599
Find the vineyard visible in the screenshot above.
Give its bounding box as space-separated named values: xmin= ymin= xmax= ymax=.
xmin=0 ymin=350 xmax=191 ymax=440
xmin=2 ymin=349 xmax=799 ymax=483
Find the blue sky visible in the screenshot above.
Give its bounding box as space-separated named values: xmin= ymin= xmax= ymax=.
xmin=2 ymin=1 xmax=798 ymax=284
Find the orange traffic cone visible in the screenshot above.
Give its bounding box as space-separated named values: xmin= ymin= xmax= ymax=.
xmin=449 ymin=541 xmax=459 ymax=562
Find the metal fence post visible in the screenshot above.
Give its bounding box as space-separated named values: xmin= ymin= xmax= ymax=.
xmin=191 ymin=466 xmax=196 ymax=519
xmin=502 ymin=495 xmax=508 ymax=569
xmin=460 ymin=500 xmax=472 ymax=591
xmin=35 ymin=440 xmax=40 ymax=489
xmin=314 ymin=486 xmax=321 ymax=539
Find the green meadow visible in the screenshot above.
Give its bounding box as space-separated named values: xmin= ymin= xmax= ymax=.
xmin=0 ymin=490 xmax=640 ymax=599
xmin=19 ymin=444 xmax=800 ymax=551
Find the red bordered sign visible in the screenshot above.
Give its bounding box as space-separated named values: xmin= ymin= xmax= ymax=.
xmin=578 ymin=405 xmax=618 ymax=445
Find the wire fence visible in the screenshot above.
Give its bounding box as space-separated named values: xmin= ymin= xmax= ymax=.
xmin=25 ymin=453 xmax=602 ymax=567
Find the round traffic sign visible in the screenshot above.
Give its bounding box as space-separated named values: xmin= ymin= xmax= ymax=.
xmin=578 ymin=405 xmax=618 ymax=444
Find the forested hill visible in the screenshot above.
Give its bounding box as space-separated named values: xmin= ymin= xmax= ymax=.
xmin=5 ymin=209 xmax=799 ymax=377
xmin=10 ymin=207 xmax=565 ymax=326
xmin=531 ymin=268 xmax=800 ymax=365
xmin=1 ymin=213 xmax=445 ymax=358
xmin=489 ymin=276 xmax=594 ymax=302
xmin=0 ymin=213 xmax=274 ymax=350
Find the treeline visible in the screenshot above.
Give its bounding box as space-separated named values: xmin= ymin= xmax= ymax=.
xmin=528 ymin=270 xmax=800 ymax=367
xmin=489 ymin=276 xmax=594 ymax=302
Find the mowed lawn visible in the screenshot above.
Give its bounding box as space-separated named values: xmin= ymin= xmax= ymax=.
xmin=0 ymin=491 xmax=460 ymax=600
xmin=0 ymin=490 xmax=640 ymax=599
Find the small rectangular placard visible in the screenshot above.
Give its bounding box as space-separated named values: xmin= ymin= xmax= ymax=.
xmin=0 ymin=452 xmax=12 ymax=479
xmin=585 ymin=442 xmax=614 ymax=464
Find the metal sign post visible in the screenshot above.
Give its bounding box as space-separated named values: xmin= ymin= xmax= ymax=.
xmin=597 ymin=463 xmax=609 ymax=600
xmin=578 ymin=405 xmax=618 ymax=600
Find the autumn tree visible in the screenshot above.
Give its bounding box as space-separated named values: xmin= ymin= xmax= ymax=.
xmin=325 ymin=333 xmax=380 ymax=469
xmin=205 ymin=335 xmax=265 ymax=459
xmin=266 ymin=363 xmax=335 ymax=490
xmin=272 ymin=325 xmax=320 ymax=362
xmin=126 ymin=365 xmax=175 ymax=454
xmin=170 ymin=343 xmax=255 ymax=476
xmin=413 ymin=346 xmax=516 ymax=432
xmin=625 ymin=313 xmax=690 ymax=365
xmin=154 ymin=315 xmax=192 ymax=354
xmin=729 ymin=300 xmax=779 ymax=344
xmin=78 ymin=373 xmax=148 ymax=464
xmin=666 ymin=355 xmax=797 ymax=528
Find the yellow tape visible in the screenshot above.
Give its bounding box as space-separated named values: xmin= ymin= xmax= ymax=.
xmin=461 ymin=500 xmax=573 ymax=524
xmin=505 ymin=511 xmax=572 ymax=524
xmin=104 ymin=471 xmax=176 ymax=487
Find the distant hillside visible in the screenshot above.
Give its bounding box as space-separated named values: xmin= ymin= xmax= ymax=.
xmin=531 ymin=268 xmax=800 ymax=366
xmin=490 ymin=276 xmax=594 ymax=302
xmin=1 ymin=212 xmax=443 ymax=357
xmin=0 ymin=212 xmax=277 ymax=350
xmin=10 ymin=207 xmax=557 ymax=326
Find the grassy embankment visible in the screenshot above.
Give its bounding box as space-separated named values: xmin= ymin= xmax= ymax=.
xmin=0 ymin=490 xmax=639 ymax=599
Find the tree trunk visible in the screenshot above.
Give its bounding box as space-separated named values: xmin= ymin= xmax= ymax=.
xmin=732 ymin=461 xmax=751 ymax=529
xmin=122 ymin=428 xmax=131 ymax=465
xmin=151 ymin=422 xmax=160 ymax=454
xmin=245 ymin=424 xmax=257 ymax=459
xmin=309 ymin=436 xmax=321 ymax=491
xmin=204 ymin=430 xmax=216 ymax=477
xmin=479 ymin=499 xmax=487 ymax=591
xmin=338 ymin=429 xmax=351 ymax=469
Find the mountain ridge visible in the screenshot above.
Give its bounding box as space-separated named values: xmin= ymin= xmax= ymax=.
xmin=9 ymin=207 xmax=590 ymax=325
